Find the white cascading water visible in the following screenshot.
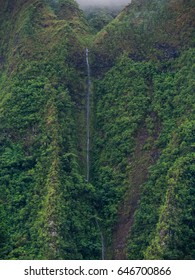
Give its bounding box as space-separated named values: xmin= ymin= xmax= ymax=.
xmin=86 ymin=48 xmax=90 ymax=183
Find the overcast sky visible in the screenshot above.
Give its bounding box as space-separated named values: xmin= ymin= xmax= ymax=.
xmin=76 ymin=0 xmax=131 ymax=8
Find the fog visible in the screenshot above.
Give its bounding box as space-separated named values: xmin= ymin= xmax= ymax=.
xmin=76 ymin=0 xmax=131 ymax=8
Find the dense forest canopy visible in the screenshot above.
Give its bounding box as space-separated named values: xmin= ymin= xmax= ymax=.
xmin=0 ymin=0 xmax=194 ymax=260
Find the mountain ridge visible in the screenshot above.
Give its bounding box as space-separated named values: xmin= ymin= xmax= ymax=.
xmin=0 ymin=0 xmax=194 ymax=259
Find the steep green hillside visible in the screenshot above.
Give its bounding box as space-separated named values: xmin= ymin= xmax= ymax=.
xmin=91 ymin=0 xmax=195 ymax=259
xmin=127 ymin=49 xmax=195 ymax=260
xmin=92 ymin=0 xmax=195 ymax=73
xmin=0 ymin=0 xmax=194 ymax=260
xmin=83 ymin=6 xmax=122 ymax=33
xmin=0 ymin=0 xmax=100 ymax=259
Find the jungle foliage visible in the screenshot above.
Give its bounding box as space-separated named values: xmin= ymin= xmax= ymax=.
xmin=0 ymin=0 xmax=194 ymax=260
xmin=0 ymin=0 xmax=100 ymax=259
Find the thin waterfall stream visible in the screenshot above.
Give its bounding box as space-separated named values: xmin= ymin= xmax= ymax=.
xmin=85 ymin=48 xmax=105 ymax=259
xmin=86 ymin=48 xmax=90 ymax=183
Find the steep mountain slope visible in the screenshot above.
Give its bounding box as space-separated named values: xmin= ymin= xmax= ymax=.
xmin=92 ymin=0 xmax=195 ymax=73
xmin=91 ymin=0 xmax=195 ymax=259
xmin=0 ymin=0 xmax=194 ymax=260
xmin=0 ymin=0 xmax=100 ymax=259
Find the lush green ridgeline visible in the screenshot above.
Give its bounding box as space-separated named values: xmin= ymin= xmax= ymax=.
xmin=0 ymin=0 xmax=100 ymax=259
xmin=0 ymin=0 xmax=194 ymax=260
xmin=91 ymin=0 xmax=195 ymax=259
xmin=92 ymin=0 xmax=195 ymax=73
xmin=83 ymin=6 xmax=122 ymax=33
xmin=127 ymin=48 xmax=195 ymax=260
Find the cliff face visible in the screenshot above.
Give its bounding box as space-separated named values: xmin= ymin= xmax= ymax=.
xmin=0 ymin=0 xmax=100 ymax=260
xmin=0 ymin=0 xmax=195 ymax=260
xmin=91 ymin=0 xmax=195 ymax=259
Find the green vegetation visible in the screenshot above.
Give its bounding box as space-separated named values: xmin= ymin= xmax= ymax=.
xmin=0 ymin=0 xmax=194 ymax=260
xmin=91 ymin=56 xmax=154 ymax=251
xmin=0 ymin=0 xmax=100 ymax=259
xmin=128 ymin=49 xmax=195 ymax=260
xmin=91 ymin=48 xmax=195 ymax=259
xmin=83 ymin=6 xmax=121 ymax=33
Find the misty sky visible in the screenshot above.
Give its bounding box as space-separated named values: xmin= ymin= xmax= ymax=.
xmin=76 ymin=0 xmax=131 ymax=8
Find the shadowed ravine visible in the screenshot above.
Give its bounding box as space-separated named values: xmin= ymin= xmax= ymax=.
xmin=112 ymin=126 xmax=159 ymax=259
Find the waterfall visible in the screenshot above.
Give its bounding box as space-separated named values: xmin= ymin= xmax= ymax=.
xmin=86 ymin=48 xmax=90 ymax=183
xmin=85 ymin=48 xmax=105 ymax=260
xmin=95 ymin=217 xmax=105 ymax=260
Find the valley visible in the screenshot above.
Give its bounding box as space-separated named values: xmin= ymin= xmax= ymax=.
xmin=0 ymin=0 xmax=194 ymax=260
